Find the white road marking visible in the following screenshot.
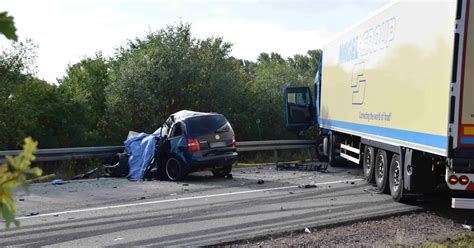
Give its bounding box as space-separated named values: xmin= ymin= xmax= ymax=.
xmin=17 ymin=178 xmax=364 ymax=220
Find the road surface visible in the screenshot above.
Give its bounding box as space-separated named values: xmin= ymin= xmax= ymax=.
xmin=1 ymin=164 xmax=423 ymax=246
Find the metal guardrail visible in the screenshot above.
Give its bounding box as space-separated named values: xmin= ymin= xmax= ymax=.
xmin=0 ymin=140 xmax=317 ymax=164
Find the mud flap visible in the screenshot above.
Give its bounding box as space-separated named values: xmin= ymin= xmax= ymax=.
xmin=403 ymin=149 xmax=437 ymax=193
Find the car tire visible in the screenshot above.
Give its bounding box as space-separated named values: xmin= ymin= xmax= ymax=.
xmin=165 ymin=158 xmax=186 ymax=181
xmin=363 ymin=146 xmax=375 ymax=183
xmin=212 ymin=165 xmax=232 ymax=177
xmin=375 ymin=149 xmax=390 ymax=193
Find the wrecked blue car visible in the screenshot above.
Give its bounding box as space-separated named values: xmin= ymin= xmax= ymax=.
xmin=123 ymin=110 xmax=238 ymax=181
xmin=157 ymin=110 xmax=238 ymax=181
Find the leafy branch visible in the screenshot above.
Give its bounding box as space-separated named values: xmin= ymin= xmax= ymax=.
xmin=0 ymin=137 xmax=42 ymax=228
xmin=0 ymin=11 xmax=17 ymax=41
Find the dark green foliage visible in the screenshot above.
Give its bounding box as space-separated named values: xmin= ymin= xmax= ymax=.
xmin=0 ymin=22 xmax=321 ymax=149
xmin=0 ymin=12 xmax=17 ymax=41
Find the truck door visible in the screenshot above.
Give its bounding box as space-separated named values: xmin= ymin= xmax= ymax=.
xmin=284 ymin=86 xmax=314 ymax=130
xmin=284 ymin=53 xmax=322 ymax=130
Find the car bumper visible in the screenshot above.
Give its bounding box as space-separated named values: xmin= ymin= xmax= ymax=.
xmin=183 ymin=152 xmax=238 ymax=171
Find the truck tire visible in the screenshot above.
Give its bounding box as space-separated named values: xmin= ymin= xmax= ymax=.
xmin=165 ymin=158 xmax=187 ymax=181
xmin=328 ymin=132 xmax=340 ymax=167
xmin=375 ymin=149 xmax=390 ymax=193
xmin=315 ymin=136 xmax=329 ymax=162
xmin=389 ymin=154 xmax=405 ymax=202
xmin=363 ymin=146 xmax=375 ymax=183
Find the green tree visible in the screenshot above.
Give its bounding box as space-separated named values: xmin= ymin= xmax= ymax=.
xmin=9 ymin=80 xmax=87 ymax=148
xmin=106 ymin=23 xmax=251 ymax=141
xmin=0 ymin=40 xmax=39 ymax=149
xmin=59 ymin=53 xmax=111 ymax=145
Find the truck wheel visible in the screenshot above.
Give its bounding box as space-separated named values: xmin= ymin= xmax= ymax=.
xmin=389 ymin=154 xmax=405 ymax=202
xmin=165 ymin=158 xmax=186 ymax=181
xmin=363 ymin=146 xmax=375 ymax=183
xmin=375 ymin=149 xmax=390 ymax=193
xmin=315 ymin=136 xmax=329 ymax=162
xmin=328 ymin=132 xmax=339 ymax=166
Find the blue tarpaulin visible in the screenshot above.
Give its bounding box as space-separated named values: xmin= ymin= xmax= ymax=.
xmin=124 ymin=133 xmax=159 ymax=180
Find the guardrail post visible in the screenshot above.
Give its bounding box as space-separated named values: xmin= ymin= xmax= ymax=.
xmin=273 ymin=149 xmax=278 ymax=165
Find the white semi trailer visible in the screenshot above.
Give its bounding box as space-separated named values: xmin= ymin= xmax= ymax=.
xmin=284 ymin=0 xmax=474 ymax=208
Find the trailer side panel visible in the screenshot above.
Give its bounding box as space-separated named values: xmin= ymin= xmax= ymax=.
xmin=320 ymin=1 xmax=456 ymax=156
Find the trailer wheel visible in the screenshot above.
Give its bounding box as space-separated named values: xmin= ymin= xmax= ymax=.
xmin=389 ymin=154 xmax=405 ymax=202
xmin=363 ymin=146 xmax=375 ymax=183
xmin=375 ymin=149 xmax=390 ymax=193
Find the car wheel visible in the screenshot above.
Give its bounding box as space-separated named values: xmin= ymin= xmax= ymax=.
xmin=363 ymin=146 xmax=375 ymax=183
xmin=212 ymin=165 xmax=232 ymax=177
xmin=165 ymin=158 xmax=186 ymax=181
xmin=375 ymin=149 xmax=390 ymax=193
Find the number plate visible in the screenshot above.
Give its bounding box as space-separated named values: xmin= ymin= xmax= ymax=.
xmin=210 ymin=142 xmax=226 ymax=148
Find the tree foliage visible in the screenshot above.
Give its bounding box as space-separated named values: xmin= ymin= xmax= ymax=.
xmin=0 ymin=22 xmax=321 ymax=147
xmin=0 ymin=11 xmax=17 ymax=41
xmin=105 ymin=23 xmax=252 ymax=141
xmin=0 ymin=137 xmax=41 ymax=228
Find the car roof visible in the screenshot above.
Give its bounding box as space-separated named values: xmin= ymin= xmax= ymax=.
xmin=169 ymin=110 xmax=221 ymax=124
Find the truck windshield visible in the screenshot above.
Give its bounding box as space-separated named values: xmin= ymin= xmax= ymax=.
xmin=186 ymin=115 xmax=229 ymax=136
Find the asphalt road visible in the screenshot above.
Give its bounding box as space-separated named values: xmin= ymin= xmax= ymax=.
xmin=1 ymin=164 xmax=424 ymax=246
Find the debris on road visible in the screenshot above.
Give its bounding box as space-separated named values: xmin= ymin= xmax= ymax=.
xmin=51 ymin=179 xmax=66 ymax=185
xmin=463 ymin=224 xmax=473 ymax=231
xmin=299 ymin=184 xmax=318 ymax=189
xmin=26 ymin=212 xmax=39 ymax=216
xmin=257 ymin=179 xmax=265 ymax=184
xmin=277 ymin=163 xmax=328 ymax=172
xmin=183 ymin=183 xmax=189 ymax=186
xmin=19 ymin=198 xmax=25 ymax=201
xmin=27 ymin=174 xmax=56 ymax=183
xmin=305 ymin=228 xmax=311 ymax=233
xmin=72 ymin=168 xmax=99 ymax=180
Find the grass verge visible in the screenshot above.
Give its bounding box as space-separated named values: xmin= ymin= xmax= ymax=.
xmin=422 ymin=231 xmax=474 ymax=248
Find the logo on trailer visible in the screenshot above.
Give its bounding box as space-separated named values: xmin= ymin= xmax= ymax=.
xmin=351 ymin=62 xmax=366 ymax=105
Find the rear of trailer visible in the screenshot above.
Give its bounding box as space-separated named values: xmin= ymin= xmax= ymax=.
xmin=284 ymin=0 xmax=474 ymax=207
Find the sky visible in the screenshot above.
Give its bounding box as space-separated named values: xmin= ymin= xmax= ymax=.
xmin=0 ymin=0 xmax=389 ymax=83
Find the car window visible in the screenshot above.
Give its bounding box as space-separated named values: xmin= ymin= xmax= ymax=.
xmin=170 ymin=123 xmax=183 ymax=138
xmin=186 ymin=115 xmax=229 ymax=136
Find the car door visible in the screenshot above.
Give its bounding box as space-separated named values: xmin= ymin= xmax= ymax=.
xmin=167 ymin=122 xmax=186 ymax=156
